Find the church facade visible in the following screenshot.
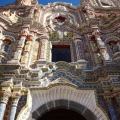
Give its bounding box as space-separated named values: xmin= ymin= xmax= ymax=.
xmin=0 ymin=0 xmax=120 ymax=120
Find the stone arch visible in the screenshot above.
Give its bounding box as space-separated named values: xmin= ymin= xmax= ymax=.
xmin=105 ymin=37 xmax=120 ymax=44
xmin=1 ymin=35 xmax=15 ymax=52
xmin=29 ymin=85 xmax=109 ymax=120
xmin=2 ymin=35 xmax=15 ymax=42
xmin=33 ymin=100 xmax=97 ymax=120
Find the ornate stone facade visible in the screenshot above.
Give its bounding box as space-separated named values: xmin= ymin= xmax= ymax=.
xmin=0 ymin=0 xmax=120 ymax=120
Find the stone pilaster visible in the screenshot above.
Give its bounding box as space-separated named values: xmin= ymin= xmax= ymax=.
xmin=0 ymin=91 xmax=11 ymax=120
xmin=28 ymin=7 xmax=34 ymax=18
xmin=0 ymin=39 xmax=3 ymax=50
xmin=74 ymin=37 xmax=85 ymax=60
xmin=37 ymin=36 xmax=49 ymax=61
xmin=74 ymin=36 xmax=87 ymax=69
xmin=20 ymin=35 xmax=33 ymax=67
xmin=14 ymin=37 xmax=26 ymax=60
xmin=8 ymin=83 xmax=22 ymax=120
xmin=10 ymin=29 xmax=28 ymax=64
xmin=115 ymin=94 xmax=120 ymax=107
xmin=8 ymin=95 xmax=20 ymax=120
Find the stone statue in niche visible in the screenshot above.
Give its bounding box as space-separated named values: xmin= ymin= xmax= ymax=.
xmin=1 ymin=41 xmax=10 ymax=52
xmin=94 ymin=53 xmax=102 ymax=64
xmin=110 ymin=41 xmax=120 ymax=54
xmin=14 ymin=50 xmax=21 ymax=59
xmin=96 ymin=37 xmax=105 ymax=47
xmin=101 ymin=49 xmax=110 ymax=60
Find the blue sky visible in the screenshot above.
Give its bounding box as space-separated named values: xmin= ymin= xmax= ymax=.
xmin=0 ymin=0 xmax=80 ymax=6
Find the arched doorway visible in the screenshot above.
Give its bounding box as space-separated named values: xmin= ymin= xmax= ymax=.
xmin=38 ymin=108 xmax=87 ymax=120
xmin=27 ymin=85 xmax=109 ymax=120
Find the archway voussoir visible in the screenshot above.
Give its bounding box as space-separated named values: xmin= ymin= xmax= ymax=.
xmin=36 ymin=104 xmax=49 ymax=116
xmin=98 ymin=115 xmax=107 ymax=120
xmin=95 ymin=109 xmax=105 ymax=119
xmin=32 ymin=111 xmax=40 ymax=119
xmin=83 ymin=109 xmax=97 ymax=120
xmin=46 ymin=101 xmax=55 ymax=109
xmin=69 ymin=101 xmax=84 ymax=114
xmin=55 ymin=99 xmax=69 ymax=108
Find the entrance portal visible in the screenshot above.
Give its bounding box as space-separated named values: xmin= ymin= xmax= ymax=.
xmin=38 ymin=108 xmax=87 ymax=120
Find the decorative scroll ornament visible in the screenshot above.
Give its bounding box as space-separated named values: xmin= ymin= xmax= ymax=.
xmin=3 ymin=10 xmax=19 ymax=23
xmin=53 ymin=5 xmax=67 ymax=12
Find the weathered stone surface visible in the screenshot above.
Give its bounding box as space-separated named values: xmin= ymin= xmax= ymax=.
xmin=83 ymin=109 xmax=97 ymax=120
xmin=32 ymin=110 xmax=40 ymax=119
xmin=55 ymin=99 xmax=69 ymax=108
xmin=69 ymin=101 xmax=84 ymax=113
xmin=46 ymin=101 xmax=55 ymax=109
xmin=36 ymin=104 xmax=48 ymax=116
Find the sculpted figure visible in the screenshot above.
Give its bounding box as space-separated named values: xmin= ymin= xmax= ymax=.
xmin=101 ymin=50 xmax=110 ymax=60
xmin=94 ymin=53 xmax=102 ymax=64
xmin=96 ymin=37 xmax=105 ymax=47
xmin=14 ymin=50 xmax=21 ymax=59
xmin=1 ymin=41 xmax=10 ymax=52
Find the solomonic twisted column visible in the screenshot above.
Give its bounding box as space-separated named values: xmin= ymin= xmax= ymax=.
xmin=0 ymin=91 xmax=11 ymax=120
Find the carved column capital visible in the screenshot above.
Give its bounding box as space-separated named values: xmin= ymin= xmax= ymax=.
xmin=11 ymin=94 xmax=21 ymax=106
xmin=0 ymin=91 xmax=11 ymax=104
